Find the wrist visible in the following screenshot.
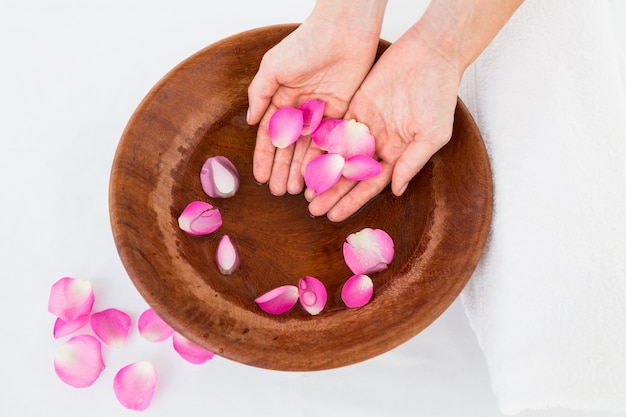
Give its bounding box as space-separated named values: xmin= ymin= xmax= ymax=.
xmin=311 ymin=0 xmax=388 ymax=40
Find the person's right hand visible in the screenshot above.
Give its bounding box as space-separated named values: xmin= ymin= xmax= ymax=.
xmin=247 ymin=1 xmax=387 ymax=196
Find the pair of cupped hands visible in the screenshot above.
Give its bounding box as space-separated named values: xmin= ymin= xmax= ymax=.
xmin=247 ymin=14 xmax=461 ymax=222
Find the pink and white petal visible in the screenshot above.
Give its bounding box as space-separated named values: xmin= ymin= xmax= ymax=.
xmin=215 ymin=234 xmax=240 ymax=275
xmin=304 ymin=153 xmax=345 ymax=195
xmin=268 ymin=106 xmax=304 ymax=148
xmin=343 ymin=228 xmax=395 ymax=275
xmin=200 ymin=156 xmax=240 ymax=199
xmin=342 ymin=155 xmax=382 ymax=181
xmin=255 ymin=285 xmax=299 ymax=315
xmin=48 ymin=277 xmax=95 ymax=322
xmin=138 ymin=308 xmax=174 ymax=343
xmin=298 ymin=99 xmax=325 ymax=136
xmin=298 ymin=276 xmax=327 ymax=315
xmin=53 ymin=315 xmax=90 ymax=339
xmin=327 ymin=119 xmax=376 ymax=158
xmin=172 ymin=332 xmax=215 ymax=365
xmin=178 ymin=201 xmax=222 ymax=236
xmin=311 ymin=118 xmax=342 ymax=151
xmin=90 ymin=308 xmax=131 ymax=349
xmin=341 ymin=274 xmax=374 ymax=308
xmin=54 ymin=334 xmax=105 ymax=388
xmin=113 ymin=362 xmax=158 ymax=411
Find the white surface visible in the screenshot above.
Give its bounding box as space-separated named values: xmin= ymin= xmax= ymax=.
xmin=1 ymin=1 xmax=624 ymax=416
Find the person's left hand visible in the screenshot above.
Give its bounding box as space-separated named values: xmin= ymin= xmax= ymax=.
xmin=305 ymin=28 xmax=462 ymax=221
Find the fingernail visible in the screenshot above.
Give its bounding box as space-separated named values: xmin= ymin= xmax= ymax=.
xmin=397 ymin=183 xmax=408 ymax=196
xmin=246 ymin=107 xmax=251 ymax=124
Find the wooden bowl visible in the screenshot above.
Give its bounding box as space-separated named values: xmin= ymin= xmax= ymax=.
xmin=109 ymin=24 xmax=493 ymax=371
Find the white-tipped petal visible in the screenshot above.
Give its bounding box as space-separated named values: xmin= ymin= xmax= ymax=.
xmin=268 ymin=106 xmax=304 ymax=148
xmin=343 ymin=228 xmax=395 ymax=275
xmin=298 ymin=276 xmax=327 ymax=315
xmin=341 ymin=274 xmax=373 ymax=308
xmin=215 ymin=234 xmax=240 ymax=275
xmin=48 ymin=277 xmax=94 ymax=322
xmin=304 ymin=153 xmax=345 ymax=195
xmin=172 ymin=332 xmax=215 ymax=365
xmin=255 ymin=285 xmax=299 ymax=315
xmin=90 ymin=308 xmax=132 ymax=349
xmin=54 ymin=334 xmax=105 ymax=388
xmin=327 ymin=119 xmax=376 ymax=158
xmin=178 ymin=201 xmax=222 ymax=235
xmin=113 ymin=361 xmax=158 ymax=411
xmin=200 ymin=156 xmax=240 ymax=198
xmin=138 ymin=308 xmax=174 ymax=343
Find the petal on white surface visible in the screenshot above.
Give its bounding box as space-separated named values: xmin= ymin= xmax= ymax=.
xmin=48 ymin=277 xmax=95 ymax=322
xmin=53 ymin=315 xmax=90 ymax=339
xmin=113 ymin=361 xmax=158 ymax=411
xmin=172 ymin=332 xmax=215 ymax=365
xmin=90 ymin=308 xmax=131 ymax=349
xmin=54 ymin=334 xmax=105 ymax=388
xmin=138 ymin=308 xmax=174 ymax=343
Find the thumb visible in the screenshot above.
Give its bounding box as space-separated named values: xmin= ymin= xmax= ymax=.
xmin=247 ymin=60 xmax=280 ymax=125
xmin=391 ymin=141 xmax=440 ymax=196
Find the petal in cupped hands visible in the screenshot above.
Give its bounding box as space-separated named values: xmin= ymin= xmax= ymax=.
xmin=327 ymin=119 xmax=375 ymax=158
xmin=298 ymin=99 xmax=325 ymax=136
xmin=342 ymin=155 xmax=382 ymax=181
xmin=268 ymin=106 xmax=303 ymax=148
xmin=343 ymin=228 xmax=395 ymax=275
xmin=304 ymin=153 xmax=345 ymax=195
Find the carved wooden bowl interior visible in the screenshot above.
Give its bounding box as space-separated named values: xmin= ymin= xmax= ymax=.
xmin=109 ymin=24 xmax=493 ymax=371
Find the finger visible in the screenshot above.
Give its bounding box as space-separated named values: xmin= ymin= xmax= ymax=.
xmin=268 ymin=143 xmax=296 ymax=196
xmin=391 ymin=140 xmax=442 ymax=196
xmin=286 ymin=137 xmax=311 ymax=195
xmin=307 ymin=176 xmax=358 ymax=218
xmin=247 ymin=55 xmax=280 ymax=125
xmin=252 ymin=103 xmax=279 ymax=184
xmin=326 ymin=161 xmax=393 ymax=222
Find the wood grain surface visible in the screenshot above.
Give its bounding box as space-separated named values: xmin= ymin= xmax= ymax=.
xmin=109 ymin=24 xmax=493 ymax=371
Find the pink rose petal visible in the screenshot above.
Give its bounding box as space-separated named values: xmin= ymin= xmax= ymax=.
xmin=343 ymin=228 xmax=395 ymax=275
xmin=328 ymin=119 xmax=376 ymax=158
xmin=342 ymin=155 xmax=382 ymax=181
xmin=138 ymin=308 xmax=174 ymax=343
xmin=178 ymin=201 xmax=222 ymax=236
xmin=48 ymin=277 xmax=95 ymax=322
xmin=298 ymin=276 xmax=327 ymax=315
xmin=341 ymin=274 xmax=374 ymax=308
xmin=54 ymin=334 xmax=105 ymax=388
xmin=215 ymin=234 xmax=240 ymax=275
xmin=53 ymin=315 xmax=90 ymax=339
xmin=304 ymin=153 xmax=345 ymax=195
xmin=172 ymin=332 xmax=215 ymax=365
xmin=311 ymin=118 xmax=342 ymax=151
xmin=200 ymin=155 xmax=240 ymax=199
xmin=255 ymin=285 xmax=299 ymax=315
xmin=298 ymin=99 xmax=325 ymax=136
xmin=113 ymin=361 xmax=158 ymax=411
xmin=268 ymin=106 xmax=303 ymax=148
xmin=90 ymin=308 xmax=131 ymax=349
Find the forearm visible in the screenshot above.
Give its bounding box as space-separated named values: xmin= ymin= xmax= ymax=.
xmin=406 ymin=0 xmax=524 ymax=74
xmin=311 ymin=0 xmax=389 ymax=39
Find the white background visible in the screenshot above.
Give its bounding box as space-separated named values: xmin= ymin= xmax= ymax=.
xmin=2 ymin=1 xmax=625 ymax=416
